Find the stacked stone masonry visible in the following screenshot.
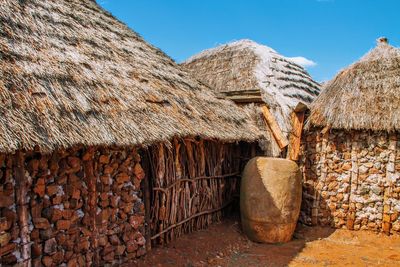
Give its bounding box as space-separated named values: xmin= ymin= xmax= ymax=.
xmin=300 ymin=130 xmax=400 ymax=234
xmin=0 ymin=146 xmax=146 ymax=266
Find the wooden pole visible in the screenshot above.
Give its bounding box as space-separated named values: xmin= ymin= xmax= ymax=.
xmin=287 ymin=110 xmax=306 ymax=161
xmin=150 ymin=199 xmax=235 ymax=240
xmin=14 ymin=151 xmax=31 ymax=266
xmin=152 ymin=172 xmax=240 ymax=192
xmin=142 ymin=149 xmax=152 ymax=252
xmin=83 ymin=148 xmax=98 ymax=266
xmin=261 ymin=105 xmax=289 ymax=149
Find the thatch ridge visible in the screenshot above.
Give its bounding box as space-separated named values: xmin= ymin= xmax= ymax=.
xmin=0 ymin=0 xmax=263 ymax=153
xmin=181 ymin=39 xmax=321 ymax=135
xmin=307 ymin=38 xmax=400 ymax=132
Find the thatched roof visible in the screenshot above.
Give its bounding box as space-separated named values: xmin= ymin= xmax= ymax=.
xmin=0 ymin=0 xmax=263 ymax=153
xmin=181 ymin=39 xmax=321 ymax=135
xmin=308 ymin=37 xmax=400 ymax=132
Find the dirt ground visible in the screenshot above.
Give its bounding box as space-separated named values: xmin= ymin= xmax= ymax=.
xmin=130 ymin=217 xmax=400 ymax=267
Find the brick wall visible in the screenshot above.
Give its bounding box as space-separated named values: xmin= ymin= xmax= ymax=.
xmin=0 ymin=146 xmax=145 ymax=266
xmin=300 ymin=130 xmax=400 ymax=234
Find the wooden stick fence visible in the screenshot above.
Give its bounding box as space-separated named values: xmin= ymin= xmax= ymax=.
xmin=146 ymin=139 xmax=255 ymax=245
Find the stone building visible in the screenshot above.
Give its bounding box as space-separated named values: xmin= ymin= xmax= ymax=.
xmin=0 ymin=0 xmax=263 ymax=265
xmin=300 ymin=38 xmax=400 ymax=234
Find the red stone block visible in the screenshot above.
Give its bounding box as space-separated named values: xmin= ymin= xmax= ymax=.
xmin=33 ymin=218 xmax=51 ymax=229
xmin=57 ymin=220 xmax=71 ymax=230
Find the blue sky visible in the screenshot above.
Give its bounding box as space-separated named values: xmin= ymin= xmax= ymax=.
xmin=97 ymin=0 xmax=400 ymax=82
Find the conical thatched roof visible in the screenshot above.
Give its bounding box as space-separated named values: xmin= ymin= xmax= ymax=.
xmin=0 ymin=0 xmax=263 ymax=153
xmin=308 ymin=37 xmax=400 ymax=132
xmin=181 ymin=39 xmax=321 ymax=135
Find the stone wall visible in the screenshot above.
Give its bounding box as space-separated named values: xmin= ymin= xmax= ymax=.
xmin=0 ymin=146 xmax=145 ymax=266
xmin=300 ymin=129 xmax=400 ymax=234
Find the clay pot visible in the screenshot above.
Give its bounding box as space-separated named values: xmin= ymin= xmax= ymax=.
xmin=240 ymin=157 xmax=302 ymax=243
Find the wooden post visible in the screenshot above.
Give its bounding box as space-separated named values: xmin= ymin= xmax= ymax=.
xmin=142 ymin=149 xmax=152 ymax=252
xmin=83 ymin=148 xmax=98 ymax=266
xmin=261 ymin=105 xmax=289 ymax=150
xmin=14 ymin=151 xmax=31 ymax=266
xmin=287 ymin=103 xmax=307 ymax=161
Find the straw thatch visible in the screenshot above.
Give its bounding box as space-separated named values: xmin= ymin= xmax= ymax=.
xmin=182 ymin=39 xmax=320 ymax=135
xmin=0 ymin=0 xmax=264 ymax=153
xmin=308 ymin=38 xmax=400 ymax=132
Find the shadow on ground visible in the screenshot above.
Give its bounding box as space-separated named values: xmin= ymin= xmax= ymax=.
xmin=130 ymin=215 xmax=336 ymax=267
xmin=216 ymin=220 xmax=335 ymax=267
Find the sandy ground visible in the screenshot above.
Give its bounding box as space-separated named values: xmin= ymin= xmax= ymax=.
xmin=130 ymin=217 xmax=400 ymax=267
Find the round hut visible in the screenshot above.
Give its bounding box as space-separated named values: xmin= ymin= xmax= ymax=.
xmin=182 ymin=40 xmax=321 ymax=157
xmin=301 ymin=37 xmax=400 ymax=235
xmin=0 ymin=0 xmax=263 ymax=265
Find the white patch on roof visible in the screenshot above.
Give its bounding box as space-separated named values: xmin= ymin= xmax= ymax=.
xmin=184 ymin=39 xmax=320 ymax=135
xmin=232 ymin=40 xmax=316 ymax=133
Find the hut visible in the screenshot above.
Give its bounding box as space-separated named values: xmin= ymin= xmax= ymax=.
xmin=300 ymin=37 xmax=400 ymax=235
xmin=182 ymin=39 xmax=321 ymax=158
xmin=0 ymin=0 xmax=263 ymax=265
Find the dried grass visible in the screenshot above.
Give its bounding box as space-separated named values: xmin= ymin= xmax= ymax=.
xmin=181 ymin=40 xmax=320 ymax=135
xmin=307 ymin=39 xmax=400 ymax=132
xmin=0 ymin=0 xmax=263 ymax=153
